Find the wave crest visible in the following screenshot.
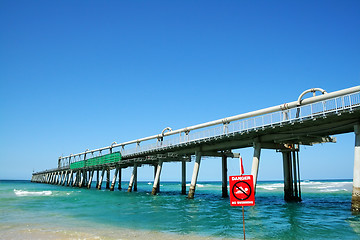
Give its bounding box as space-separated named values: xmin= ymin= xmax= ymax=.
xmin=14 ymin=189 xmax=52 ymax=196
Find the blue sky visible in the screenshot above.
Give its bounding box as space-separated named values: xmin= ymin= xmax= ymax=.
xmin=0 ymin=1 xmax=359 ymax=181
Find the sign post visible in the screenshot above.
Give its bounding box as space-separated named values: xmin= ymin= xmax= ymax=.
xmin=229 ymin=175 xmax=255 ymax=240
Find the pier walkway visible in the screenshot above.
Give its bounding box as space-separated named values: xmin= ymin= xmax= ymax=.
xmin=32 ymin=86 xmax=360 ymax=210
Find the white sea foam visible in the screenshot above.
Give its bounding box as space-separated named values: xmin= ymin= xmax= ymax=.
xmin=260 ymin=187 xmax=277 ymax=191
xmin=14 ymin=189 xmax=52 ymax=196
xmin=320 ymin=188 xmax=349 ymax=192
xmin=257 ymin=183 xmax=283 ymax=191
xmin=256 ymin=181 xmax=352 ymax=193
xmin=300 ymin=181 xmax=352 ymax=193
xmin=186 ymin=183 xmax=205 ymax=187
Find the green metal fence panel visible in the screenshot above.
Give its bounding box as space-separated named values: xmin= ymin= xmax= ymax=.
xmin=69 ymin=152 xmax=121 ymax=169
xmin=70 ymin=160 xmax=86 ymax=169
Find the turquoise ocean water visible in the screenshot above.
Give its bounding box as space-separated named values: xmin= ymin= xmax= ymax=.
xmin=1 ymin=179 xmax=360 ymax=239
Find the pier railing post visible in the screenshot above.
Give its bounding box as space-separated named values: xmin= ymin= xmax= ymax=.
xmin=152 ymin=160 xmax=163 ymax=195
xmin=188 ymin=151 xmax=201 ymax=199
xmin=352 ymin=124 xmax=360 ymax=211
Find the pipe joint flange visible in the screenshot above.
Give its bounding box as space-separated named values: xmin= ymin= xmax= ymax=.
xmin=222 ymin=118 xmax=230 ymax=125
xmin=183 ymin=128 xmax=190 ymax=135
xmin=280 ymin=103 xmax=289 ymax=110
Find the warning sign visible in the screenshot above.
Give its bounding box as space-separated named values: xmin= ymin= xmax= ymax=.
xmin=229 ymin=175 xmax=255 ymax=206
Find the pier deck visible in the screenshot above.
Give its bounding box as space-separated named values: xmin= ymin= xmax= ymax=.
xmin=32 ymin=86 xmax=360 ymax=209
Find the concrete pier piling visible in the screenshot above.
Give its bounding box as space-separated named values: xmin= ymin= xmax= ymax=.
xmin=58 ymin=171 xmax=63 ymax=185
xmin=133 ymin=165 xmax=138 ymax=192
xmin=152 ymin=161 xmax=163 ymax=195
xmin=54 ymin=173 xmax=57 ymax=184
xmin=282 ymin=152 xmax=292 ymax=201
xmin=153 ymin=163 xmax=160 ymax=193
xmin=98 ymin=168 xmax=105 ymax=190
xmin=282 ymin=146 xmax=301 ymax=202
xmin=221 ymin=155 xmax=228 ymax=198
xmin=79 ymin=170 xmax=84 ymax=188
xmin=84 ymin=170 xmax=88 ymax=187
xmin=110 ymin=166 xmax=119 ymax=191
xmin=128 ymin=164 xmax=137 ymax=192
xmin=72 ymin=172 xmax=76 ymax=187
xmin=118 ymin=168 xmax=122 ymax=190
xmin=67 ymin=170 xmax=73 ymax=186
xmin=352 ymin=124 xmax=360 ymax=211
xmin=106 ymin=169 xmax=110 ymax=189
xmin=188 ymin=152 xmax=201 ymax=199
xmin=181 ymin=160 xmax=186 ymax=195
xmin=62 ymin=171 xmax=67 ymax=186
xmin=251 ymin=142 xmax=261 ymax=191
xmin=88 ymin=170 xmax=94 ymax=189
xmin=96 ymin=169 xmax=99 ymax=188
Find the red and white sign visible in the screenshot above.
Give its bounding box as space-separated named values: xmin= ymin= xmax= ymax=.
xmin=229 ymin=175 xmax=255 ymax=207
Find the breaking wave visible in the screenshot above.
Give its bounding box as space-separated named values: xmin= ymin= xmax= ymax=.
xmin=14 ymin=189 xmax=52 ymax=196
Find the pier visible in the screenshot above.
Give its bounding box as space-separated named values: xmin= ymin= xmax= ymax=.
xmin=32 ymin=86 xmax=360 ymax=210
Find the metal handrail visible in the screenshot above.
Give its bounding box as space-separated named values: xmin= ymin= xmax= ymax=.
xmin=119 ymin=91 xmax=359 ymax=156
